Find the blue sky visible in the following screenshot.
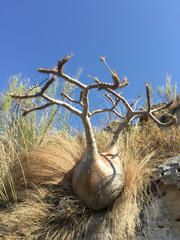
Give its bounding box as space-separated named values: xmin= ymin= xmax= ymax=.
xmin=1 ymin=1 xmax=180 ymax=128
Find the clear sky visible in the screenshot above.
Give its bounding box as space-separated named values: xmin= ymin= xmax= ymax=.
xmin=1 ymin=1 xmax=180 ymax=128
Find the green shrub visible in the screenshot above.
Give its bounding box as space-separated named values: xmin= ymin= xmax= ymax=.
xmin=0 ymin=72 xmax=81 ymax=151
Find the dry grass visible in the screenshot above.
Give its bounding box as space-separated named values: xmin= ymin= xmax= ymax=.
xmin=0 ymin=125 xmax=180 ymax=239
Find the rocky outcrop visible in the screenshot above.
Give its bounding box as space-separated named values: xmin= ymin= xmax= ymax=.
xmin=103 ymin=120 xmax=121 ymax=133
xmin=104 ymin=100 xmax=180 ymax=134
xmin=139 ymin=95 xmax=180 ymax=126
xmin=139 ymin=100 xmax=180 ymax=127
xmin=174 ymin=106 xmax=180 ymax=125
xmin=138 ymin=156 xmax=180 ymax=240
xmin=103 ymin=120 xmax=135 ymax=133
xmin=139 ymin=182 xmax=180 ymax=240
xmin=158 ymin=156 xmax=180 ymax=189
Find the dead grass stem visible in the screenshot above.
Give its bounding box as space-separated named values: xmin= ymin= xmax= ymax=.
xmin=0 ymin=126 xmax=180 ymax=239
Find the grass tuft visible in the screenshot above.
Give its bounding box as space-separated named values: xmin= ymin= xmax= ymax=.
xmin=0 ymin=125 xmax=180 ymax=239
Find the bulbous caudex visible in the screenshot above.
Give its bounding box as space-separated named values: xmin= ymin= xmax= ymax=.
xmin=10 ymin=54 xmax=177 ymax=210
xmin=72 ymin=145 xmax=124 ymax=210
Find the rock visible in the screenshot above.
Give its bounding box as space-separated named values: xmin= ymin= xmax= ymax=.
xmin=174 ymin=106 xmax=180 ymax=125
xmin=103 ymin=120 xmax=135 ymax=133
xmin=139 ymin=100 xmax=180 ymax=127
xmin=136 ymin=156 xmax=180 ymax=239
xmin=103 ymin=120 xmax=121 ymax=133
xmin=158 ymin=156 xmax=180 ymax=189
xmin=138 ymin=182 xmax=180 ymax=240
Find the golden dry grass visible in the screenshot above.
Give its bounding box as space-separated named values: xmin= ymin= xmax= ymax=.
xmin=0 ymin=125 xmax=180 ymax=239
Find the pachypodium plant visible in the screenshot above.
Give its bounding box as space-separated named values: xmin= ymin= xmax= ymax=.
xmin=10 ymin=54 xmax=176 ymax=210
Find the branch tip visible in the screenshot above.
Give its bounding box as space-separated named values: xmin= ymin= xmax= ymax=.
xmin=58 ymin=53 xmax=73 ymax=73
xmin=100 ymin=57 xmax=105 ymax=62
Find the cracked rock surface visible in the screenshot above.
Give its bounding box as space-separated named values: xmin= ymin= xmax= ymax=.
xmin=158 ymin=156 xmax=180 ymax=189
xmin=137 ymin=156 xmax=180 ymax=239
xmin=138 ymin=182 xmax=180 ymax=240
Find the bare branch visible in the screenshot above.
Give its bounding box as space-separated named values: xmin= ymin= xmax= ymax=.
xmin=10 ymin=92 xmax=41 ymax=99
xmin=79 ymin=90 xmax=83 ymax=102
xmin=87 ymin=75 xmax=101 ymax=83
xmin=151 ymin=101 xmax=173 ymax=113
xmin=112 ymin=109 xmax=125 ymax=119
xmin=60 ymin=92 xmax=83 ymax=107
xmin=61 ymin=72 xmax=86 ymax=89
xmin=100 ymin=57 xmax=113 ymax=73
xmin=129 ymin=115 xmax=141 ymax=122
xmin=26 ymin=75 xmax=52 ymax=93
xmin=91 ymin=94 xmax=121 ymax=117
xmin=10 ymin=76 xmax=57 ymax=99
xmin=37 ymin=68 xmax=58 ymax=75
xmin=38 ymin=54 xmax=86 ymax=89
xmin=100 ymin=57 xmax=129 ymax=90
xmin=37 ymin=68 xmax=86 ymax=89
xmin=130 ymin=95 xmax=140 ymax=108
xmin=91 ymin=106 xmax=118 ymax=117
xmin=41 ymin=76 xmax=57 ymax=94
xmin=90 ymin=107 xmax=115 ymax=116
xmin=21 ymin=103 xmax=53 ymax=117
xmin=87 ymin=74 xmax=129 ymax=91
xmin=106 ymin=89 xmax=133 ymax=112
xmin=118 ymin=76 xmax=129 ymax=89
xmin=11 ymin=93 xmax=82 ymax=118
xmin=81 ymin=88 xmax=89 ymax=117
xmin=109 ymin=83 xmax=176 ymax=148
xmin=146 ymin=84 xmax=151 ymax=112
xmin=104 ymin=93 xmax=121 ymax=109
xmin=104 ymin=93 xmax=115 ymax=105
xmin=42 ymin=93 xmax=82 ymax=116
xmin=115 ymin=98 xmax=121 ymax=105
xmin=149 ymin=112 xmax=177 ymax=127
xmin=58 ymin=53 xmax=73 ymax=74
xmin=111 ymin=113 xmax=133 ymax=146
xmin=10 ymin=55 xmax=177 ymax=154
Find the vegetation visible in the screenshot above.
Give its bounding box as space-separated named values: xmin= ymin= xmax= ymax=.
xmin=9 ymin=55 xmax=176 ymax=212
xmin=0 ymin=74 xmax=78 ymax=152
xmin=0 ymin=58 xmax=179 ymax=239
xmin=1 ymin=121 xmax=180 ymax=239
xmin=157 ymin=74 xmax=177 ymax=103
